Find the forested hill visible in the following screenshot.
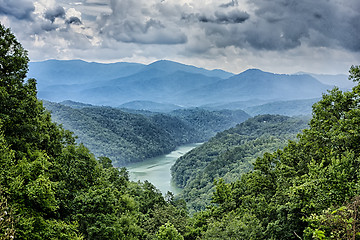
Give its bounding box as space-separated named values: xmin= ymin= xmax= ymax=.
xmin=171 ymin=114 xmax=309 ymax=212
xmin=44 ymin=101 xmax=250 ymax=166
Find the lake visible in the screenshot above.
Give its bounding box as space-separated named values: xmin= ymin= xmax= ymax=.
xmin=126 ymin=143 xmax=201 ymax=195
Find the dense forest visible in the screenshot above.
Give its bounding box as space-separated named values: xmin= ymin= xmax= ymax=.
xmin=0 ymin=24 xmax=190 ymax=239
xmin=171 ymin=115 xmax=309 ymax=213
xmin=44 ymin=101 xmax=250 ymax=166
xmin=182 ymin=64 xmax=360 ymax=239
xmin=1 ymin=24 xmax=360 ymax=239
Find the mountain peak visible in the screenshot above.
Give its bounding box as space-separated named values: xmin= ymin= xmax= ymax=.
xmin=148 ymin=60 xmax=199 ymax=71
xmin=242 ymin=68 xmax=264 ymax=73
xmin=146 ymin=60 xmax=232 ymax=79
xmin=240 ymin=68 xmax=274 ymax=76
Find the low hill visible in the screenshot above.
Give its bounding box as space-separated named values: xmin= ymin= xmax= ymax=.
xmin=60 ymin=100 xmax=94 ymax=109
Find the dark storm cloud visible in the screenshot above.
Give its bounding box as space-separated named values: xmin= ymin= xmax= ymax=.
xmin=66 ymin=16 xmax=82 ymax=25
xmin=44 ymin=6 xmax=66 ymax=23
xmin=100 ymin=16 xmax=187 ymax=44
xmin=219 ymin=0 xmax=239 ymax=8
xmin=199 ymin=0 xmax=360 ymax=52
xmin=98 ymin=0 xmax=187 ymax=45
xmin=0 ymin=0 xmax=34 ymax=20
xmin=198 ymin=10 xmax=249 ymax=24
xmin=182 ymin=10 xmax=249 ymax=25
xmin=251 ymin=0 xmax=360 ymax=51
xmin=41 ymin=22 xmax=60 ymax=32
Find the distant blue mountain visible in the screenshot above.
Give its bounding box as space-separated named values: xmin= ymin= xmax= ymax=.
xmin=184 ymin=69 xmax=332 ymax=105
xmin=146 ymin=60 xmax=234 ymax=79
xmin=245 ymin=98 xmax=320 ymax=116
xmin=28 ymin=59 xmax=145 ymax=88
xmin=28 ymin=60 xmax=334 ymax=107
xmin=305 ymin=73 xmax=353 ymax=89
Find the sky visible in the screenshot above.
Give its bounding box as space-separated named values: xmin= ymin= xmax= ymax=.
xmin=0 ymin=0 xmax=359 ymax=74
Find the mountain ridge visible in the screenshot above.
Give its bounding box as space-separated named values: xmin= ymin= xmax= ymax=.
xmin=29 ymin=59 xmax=338 ymax=107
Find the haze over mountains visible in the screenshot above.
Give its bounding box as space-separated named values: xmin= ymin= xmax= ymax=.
xmin=27 ymin=59 xmax=346 ymax=111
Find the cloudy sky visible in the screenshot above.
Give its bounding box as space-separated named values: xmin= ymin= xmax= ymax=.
xmin=1 ymin=0 xmax=359 ymax=74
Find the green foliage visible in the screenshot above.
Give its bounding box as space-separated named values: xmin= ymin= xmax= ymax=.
xmin=349 ymin=65 xmax=360 ymax=83
xmin=0 ymin=23 xmax=28 ymax=83
xmin=305 ymin=196 xmax=360 ymax=240
xmin=0 ymin=188 xmax=15 ymax=239
xmin=156 ymin=222 xmax=184 ymax=240
xmin=186 ymin=66 xmax=360 ymax=239
xmin=0 ymin=23 xmax=190 ymax=240
xmin=172 ymin=114 xmax=308 ymax=213
xmin=203 ymin=212 xmax=263 ymax=240
xmin=0 ymin=23 xmax=85 ymax=240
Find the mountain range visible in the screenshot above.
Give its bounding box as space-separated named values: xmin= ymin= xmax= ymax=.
xmin=28 ymin=60 xmax=347 ymax=109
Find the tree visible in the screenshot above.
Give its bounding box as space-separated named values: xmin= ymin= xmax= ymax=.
xmin=306 ymin=196 xmax=360 ymax=240
xmin=0 ymin=188 xmax=15 ymax=239
xmin=156 ymin=222 xmax=184 ymax=240
xmin=349 ymin=65 xmax=360 ymax=83
xmin=0 ymin=23 xmax=83 ymax=239
xmin=0 ymin=24 xmax=28 ymax=84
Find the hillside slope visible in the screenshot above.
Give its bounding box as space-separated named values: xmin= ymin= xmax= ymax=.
xmin=171 ymin=115 xmax=309 ymax=212
xmin=44 ymin=102 xmax=250 ymax=165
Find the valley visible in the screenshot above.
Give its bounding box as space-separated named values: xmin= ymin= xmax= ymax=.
xmin=43 ymin=101 xmax=250 ymax=166
xmin=2 ymin=8 xmax=359 ymax=239
xmin=127 ymin=143 xmax=201 ymax=195
xmin=34 ymin=59 xmax=349 ymax=198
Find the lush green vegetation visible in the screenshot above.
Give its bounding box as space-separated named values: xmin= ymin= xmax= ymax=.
xmin=171 ymin=115 xmax=309 ymax=212
xmin=44 ymin=101 xmax=250 ymax=166
xmin=0 ymin=24 xmax=191 ymax=239
xmin=2 ymin=24 xmax=360 ymax=239
xmin=182 ymin=65 xmax=360 ymax=239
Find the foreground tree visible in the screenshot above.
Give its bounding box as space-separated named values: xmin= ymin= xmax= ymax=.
xmin=0 ymin=24 xmax=190 ymax=239
xmin=0 ymin=23 xmax=84 ymax=239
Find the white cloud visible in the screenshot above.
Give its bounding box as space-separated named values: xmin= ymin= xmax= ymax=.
xmin=66 ymin=7 xmax=81 ymax=19
xmin=0 ymin=0 xmax=358 ymax=74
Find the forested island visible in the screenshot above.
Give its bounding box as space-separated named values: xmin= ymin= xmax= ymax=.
xmin=1 ymin=24 xmax=360 ymax=239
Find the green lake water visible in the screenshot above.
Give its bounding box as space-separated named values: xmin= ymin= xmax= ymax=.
xmin=127 ymin=143 xmax=201 ymax=195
